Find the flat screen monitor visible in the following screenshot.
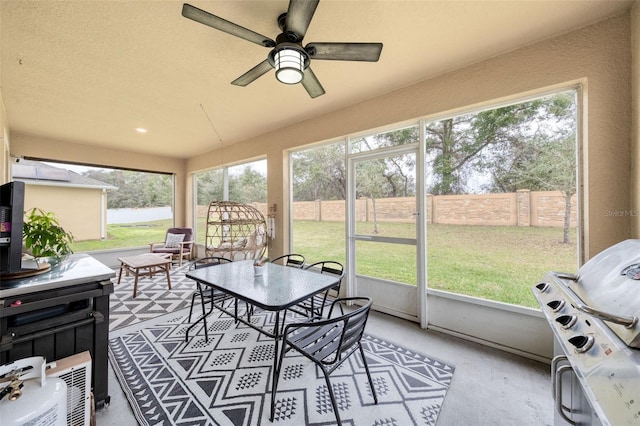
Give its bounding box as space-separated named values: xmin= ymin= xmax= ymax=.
xmin=0 ymin=181 xmax=25 ymax=275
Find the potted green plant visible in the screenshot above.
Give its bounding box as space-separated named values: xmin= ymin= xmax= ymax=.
xmin=23 ymin=208 xmax=74 ymax=262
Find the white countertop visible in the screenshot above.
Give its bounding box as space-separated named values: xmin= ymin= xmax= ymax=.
xmin=0 ymin=253 xmax=115 ymax=299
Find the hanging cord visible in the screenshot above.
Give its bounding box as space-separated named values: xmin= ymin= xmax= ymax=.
xmin=200 ymin=103 xmax=224 ymax=164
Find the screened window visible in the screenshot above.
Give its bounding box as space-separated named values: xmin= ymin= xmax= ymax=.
xmin=228 ymin=160 xmax=267 ymax=203
xmin=290 ymin=142 xmax=346 ymax=265
xmin=194 ymin=159 xmax=267 ymax=244
xmin=424 ymin=89 xmax=579 ymax=307
xmin=13 ymin=160 xmax=174 ymax=252
xmin=350 ymin=125 xmax=419 ymax=153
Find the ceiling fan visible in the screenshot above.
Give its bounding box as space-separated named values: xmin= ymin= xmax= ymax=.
xmin=181 ymin=1 xmax=383 ymax=98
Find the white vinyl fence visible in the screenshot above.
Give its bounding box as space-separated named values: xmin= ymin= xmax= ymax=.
xmin=107 ymin=206 xmax=172 ymax=224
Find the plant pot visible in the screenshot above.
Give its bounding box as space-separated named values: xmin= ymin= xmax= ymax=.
xmin=36 ymin=254 xmax=69 ymax=268
xmin=254 ymin=265 xmax=265 ymax=276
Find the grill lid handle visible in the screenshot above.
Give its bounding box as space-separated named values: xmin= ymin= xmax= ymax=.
xmin=553 ymin=272 xmax=579 ymax=281
xmin=561 ymin=279 xmax=638 ymax=328
xmin=575 ymin=304 xmax=638 ymax=328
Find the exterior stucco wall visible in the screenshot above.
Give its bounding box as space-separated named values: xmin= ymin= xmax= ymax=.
xmin=23 ymin=184 xmax=104 ymax=241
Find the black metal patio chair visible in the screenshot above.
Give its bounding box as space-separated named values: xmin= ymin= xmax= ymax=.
xmin=270 ymin=253 xmax=306 ymax=268
xmin=302 ymin=261 xmax=345 ymax=317
xmin=270 ymin=297 xmax=377 ymax=425
xmin=278 ymin=260 xmax=344 ymax=336
xmin=186 ymin=256 xmax=233 ymax=342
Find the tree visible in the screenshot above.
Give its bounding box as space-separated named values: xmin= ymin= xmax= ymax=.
xmin=481 ymin=92 xmax=577 ymax=243
xmin=425 ymin=102 xmax=545 ymax=195
xmin=292 ymin=128 xmax=419 ymax=204
xmin=355 ymin=131 xmax=417 ymax=233
xmin=229 ymin=166 xmax=267 ymax=203
xmin=529 ymin=136 xmax=576 ymax=244
xmin=355 ymin=158 xmax=391 ymax=233
xmin=197 ymin=169 xmax=224 ymax=205
xmin=372 ymin=128 xmax=417 ymax=197
xmin=83 ymin=169 xmax=172 ymax=208
xmin=292 ymin=143 xmax=346 ymax=201
xmin=423 ymin=91 xmax=577 ymax=243
xmin=292 ymin=129 xmax=417 ymax=233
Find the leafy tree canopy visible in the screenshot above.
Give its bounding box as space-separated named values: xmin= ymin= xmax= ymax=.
xmin=83 ymin=169 xmax=172 ymax=209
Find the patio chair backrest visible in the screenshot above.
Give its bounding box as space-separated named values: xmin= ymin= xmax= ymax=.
xmin=305 ymin=261 xmax=344 ymax=292
xmin=288 ymin=297 xmax=372 ymax=366
xmin=189 ymin=256 xmax=232 ymax=271
xmin=166 ymin=227 xmax=193 ymax=249
xmin=271 ymin=253 xmax=305 ymax=268
xmin=327 ymin=297 xmax=371 ymax=364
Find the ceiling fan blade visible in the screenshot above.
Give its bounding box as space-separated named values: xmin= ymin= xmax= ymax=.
xmin=284 ymin=0 xmax=319 ymax=41
xmin=231 ymin=59 xmax=273 ymax=86
xmin=305 ymin=42 xmax=383 ymax=61
xmin=182 ymin=3 xmax=275 ymax=48
xmin=301 ymin=67 xmax=325 ymax=98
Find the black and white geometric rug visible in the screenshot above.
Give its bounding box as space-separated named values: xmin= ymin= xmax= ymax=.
xmin=109 ymin=307 xmax=455 ymax=426
xmin=109 ymin=263 xmax=194 ymax=331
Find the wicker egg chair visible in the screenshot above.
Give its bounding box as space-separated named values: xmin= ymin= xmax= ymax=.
xmin=205 ymin=201 xmax=268 ymax=261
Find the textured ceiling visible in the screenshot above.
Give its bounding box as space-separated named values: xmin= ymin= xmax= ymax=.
xmin=1 ymin=0 xmax=635 ymax=159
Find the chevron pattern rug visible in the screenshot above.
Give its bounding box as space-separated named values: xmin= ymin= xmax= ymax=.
xmin=109 ymin=262 xmax=195 ymax=331
xmin=109 ymin=307 xmax=455 ymax=426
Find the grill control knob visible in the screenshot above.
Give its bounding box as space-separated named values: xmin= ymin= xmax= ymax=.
xmin=568 ymin=335 xmax=594 ymax=353
xmin=535 ymin=282 xmax=550 ymax=292
xmin=555 ymin=315 xmax=577 ymax=329
xmin=547 ymin=300 xmax=565 ymax=312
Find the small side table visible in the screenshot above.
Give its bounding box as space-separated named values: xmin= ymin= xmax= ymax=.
xmin=117 ymin=253 xmax=173 ymax=298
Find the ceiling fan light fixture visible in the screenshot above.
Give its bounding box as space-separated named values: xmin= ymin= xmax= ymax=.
xmin=182 ymin=2 xmax=382 ymax=98
xmin=274 ymin=48 xmax=304 ymax=84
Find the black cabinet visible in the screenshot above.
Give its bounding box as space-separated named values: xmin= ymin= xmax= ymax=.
xmin=0 ymin=254 xmax=114 ymax=407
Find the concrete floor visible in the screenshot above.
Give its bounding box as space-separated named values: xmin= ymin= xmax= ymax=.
xmin=96 ymin=308 xmax=553 ymax=426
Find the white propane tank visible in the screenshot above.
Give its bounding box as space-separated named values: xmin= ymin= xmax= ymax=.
xmin=0 ymin=356 xmax=67 ymax=426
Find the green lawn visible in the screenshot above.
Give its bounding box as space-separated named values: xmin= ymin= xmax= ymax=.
xmin=72 ymin=220 xmax=576 ymax=308
xmin=425 ymin=223 xmax=576 ymax=307
xmin=71 ymin=219 xmax=174 ymax=251
xmin=293 ymin=221 xmax=576 ymax=307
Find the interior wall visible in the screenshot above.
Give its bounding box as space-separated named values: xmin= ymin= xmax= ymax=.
xmin=188 ymin=13 xmax=633 ymax=259
xmin=0 ymin=0 xmax=7 ymax=185
xmin=0 ymin=91 xmax=9 ymax=184
xmin=632 ymin=2 xmax=640 ymax=237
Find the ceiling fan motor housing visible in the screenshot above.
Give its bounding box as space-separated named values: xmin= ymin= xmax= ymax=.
xmin=277 ymin=12 xmax=301 ymax=42
xmin=268 ymin=40 xmax=311 ymax=70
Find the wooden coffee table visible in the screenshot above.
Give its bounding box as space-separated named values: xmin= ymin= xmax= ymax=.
xmin=117 ymin=253 xmax=173 ymax=298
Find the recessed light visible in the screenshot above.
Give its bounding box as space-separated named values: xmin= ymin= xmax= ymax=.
xmin=135 ymin=127 xmax=148 ymax=133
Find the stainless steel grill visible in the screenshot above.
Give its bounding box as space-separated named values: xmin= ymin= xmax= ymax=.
xmin=533 ymin=239 xmax=640 ymax=426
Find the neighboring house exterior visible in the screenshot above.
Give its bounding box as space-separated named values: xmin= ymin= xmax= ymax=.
xmin=12 ymin=160 xmax=117 ymax=241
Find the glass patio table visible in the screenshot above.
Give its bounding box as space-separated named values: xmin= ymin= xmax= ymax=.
xmin=185 ymin=259 xmax=339 ymax=417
